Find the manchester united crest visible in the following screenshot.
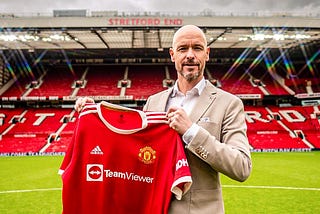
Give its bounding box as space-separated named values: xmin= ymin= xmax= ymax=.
xmin=138 ymin=146 xmax=156 ymax=164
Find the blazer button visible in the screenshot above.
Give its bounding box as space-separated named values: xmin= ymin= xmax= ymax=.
xmin=200 ymin=151 xmax=208 ymax=159
xmin=196 ymin=146 xmax=208 ymax=159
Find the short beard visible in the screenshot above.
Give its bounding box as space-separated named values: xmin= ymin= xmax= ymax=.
xmin=179 ymin=70 xmax=201 ymax=82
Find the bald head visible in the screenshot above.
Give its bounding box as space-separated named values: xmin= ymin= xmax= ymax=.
xmin=172 ymin=25 xmax=207 ymax=49
xmin=169 ymin=24 xmax=210 ymax=86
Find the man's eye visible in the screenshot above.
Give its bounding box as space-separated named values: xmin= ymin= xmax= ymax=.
xmin=177 ymin=47 xmax=187 ymax=51
xmin=194 ymin=46 xmax=203 ymax=50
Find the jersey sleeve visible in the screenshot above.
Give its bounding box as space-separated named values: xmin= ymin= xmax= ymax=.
xmin=58 ymin=133 xmax=76 ymax=175
xmin=171 ymin=136 xmax=192 ymax=200
xmin=58 ymin=104 xmax=95 ymax=175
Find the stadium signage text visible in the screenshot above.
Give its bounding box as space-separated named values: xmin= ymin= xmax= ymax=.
xmin=295 ymin=92 xmax=320 ymax=99
xmin=1 ymin=95 xmax=134 ymax=101
xmin=108 ymin=18 xmax=183 ymax=26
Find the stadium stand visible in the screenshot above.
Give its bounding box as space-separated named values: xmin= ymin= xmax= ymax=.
xmin=26 ymin=66 xmax=86 ymax=98
xmin=248 ymin=65 xmax=291 ymax=95
xmin=285 ymin=78 xmax=320 ymax=94
xmin=124 ymin=65 xmax=167 ymax=99
xmin=0 ymin=73 xmax=39 ymax=98
xmin=245 ymin=105 xmax=320 ymax=150
xmin=0 ymin=68 xmax=319 ymax=154
xmin=206 ymin=64 xmax=264 ymax=95
xmin=0 ymin=11 xmax=319 ymax=155
xmin=76 ymin=65 xmax=124 ymax=97
xmin=0 ymin=108 xmax=76 ymax=154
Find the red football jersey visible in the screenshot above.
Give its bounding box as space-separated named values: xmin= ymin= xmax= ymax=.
xmin=59 ymin=101 xmax=192 ymax=214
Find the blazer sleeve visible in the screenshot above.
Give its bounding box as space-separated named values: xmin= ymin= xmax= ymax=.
xmin=186 ymin=95 xmax=252 ymax=182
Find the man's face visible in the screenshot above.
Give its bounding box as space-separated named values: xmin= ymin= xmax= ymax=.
xmin=170 ymin=27 xmax=210 ymax=82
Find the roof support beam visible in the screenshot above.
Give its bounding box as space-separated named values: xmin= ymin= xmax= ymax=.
xmin=131 ymin=30 xmax=135 ymax=48
xmin=157 ymin=29 xmax=162 ymax=48
xmin=65 ymin=32 xmax=87 ymax=49
xmin=91 ymin=30 xmax=110 ymax=49
xmin=207 ymin=28 xmax=232 ymax=46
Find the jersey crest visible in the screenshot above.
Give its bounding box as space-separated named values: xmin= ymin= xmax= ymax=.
xmin=138 ymin=146 xmax=156 ymax=164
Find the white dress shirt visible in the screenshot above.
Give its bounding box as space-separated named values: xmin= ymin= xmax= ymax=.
xmin=166 ymin=78 xmax=206 ymax=144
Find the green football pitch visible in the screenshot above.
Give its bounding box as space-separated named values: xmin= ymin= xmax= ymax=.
xmin=1 ymin=152 xmax=319 ymax=214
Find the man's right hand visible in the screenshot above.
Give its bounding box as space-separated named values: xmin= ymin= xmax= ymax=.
xmin=74 ymin=97 xmax=95 ymax=112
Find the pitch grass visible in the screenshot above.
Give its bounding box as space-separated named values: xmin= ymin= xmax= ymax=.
xmin=222 ymin=152 xmax=320 ymax=213
xmin=0 ymin=152 xmax=320 ymax=214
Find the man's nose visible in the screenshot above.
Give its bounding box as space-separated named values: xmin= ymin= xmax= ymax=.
xmin=186 ymin=48 xmax=195 ymax=59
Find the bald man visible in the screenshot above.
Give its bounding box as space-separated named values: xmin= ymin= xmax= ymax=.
xmin=143 ymin=25 xmax=252 ymax=213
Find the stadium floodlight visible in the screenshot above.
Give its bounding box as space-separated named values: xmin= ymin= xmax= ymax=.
xmin=251 ymin=33 xmax=265 ymax=40
xmin=273 ymin=34 xmax=285 ymax=40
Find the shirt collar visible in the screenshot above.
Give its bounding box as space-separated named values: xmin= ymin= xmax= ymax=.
xmin=172 ymin=77 xmax=206 ymax=97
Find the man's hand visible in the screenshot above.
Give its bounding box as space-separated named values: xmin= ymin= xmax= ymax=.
xmin=166 ymin=107 xmax=192 ymax=135
xmin=74 ymin=97 xmax=95 ymax=112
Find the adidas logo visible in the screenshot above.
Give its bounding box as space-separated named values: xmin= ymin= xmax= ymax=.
xmin=90 ymin=146 xmax=103 ymax=155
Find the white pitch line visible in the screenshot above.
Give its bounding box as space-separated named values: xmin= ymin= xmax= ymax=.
xmin=223 ymin=185 xmax=320 ymax=191
xmin=0 ymin=188 xmax=62 ymax=194
xmin=1 ymin=185 xmax=320 ymax=194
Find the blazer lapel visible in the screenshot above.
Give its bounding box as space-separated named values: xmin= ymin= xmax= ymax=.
xmin=189 ymin=80 xmax=217 ymax=123
xmin=157 ymin=87 xmax=173 ymax=111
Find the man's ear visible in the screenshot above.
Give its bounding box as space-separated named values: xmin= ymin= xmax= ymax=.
xmin=206 ymin=47 xmax=210 ymax=61
xmin=169 ymin=48 xmax=175 ymax=62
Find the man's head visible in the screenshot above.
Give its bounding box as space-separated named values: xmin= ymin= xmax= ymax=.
xmin=170 ymin=25 xmax=210 ymax=83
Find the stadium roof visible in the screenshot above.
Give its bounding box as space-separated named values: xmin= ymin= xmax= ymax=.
xmin=0 ymin=13 xmax=319 ymax=60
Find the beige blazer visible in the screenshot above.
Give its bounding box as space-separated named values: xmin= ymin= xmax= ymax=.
xmin=143 ymin=80 xmax=252 ymax=214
